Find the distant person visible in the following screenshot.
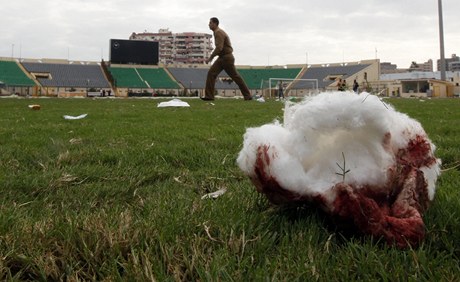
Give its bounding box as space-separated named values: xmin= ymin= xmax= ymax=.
xmin=341 ymin=79 xmax=347 ymax=91
xmin=202 ymin=17 xmax=252 ymax=101
xmin=337 ymin=78 xmax=344 ymax=91
xmin=353 ymin=80 xmax=359 ymax=93
xmin=277 ymin=80 xmax=284 ymax=99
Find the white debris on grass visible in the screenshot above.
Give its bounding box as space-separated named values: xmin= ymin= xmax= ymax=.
xmin=157 ymin=99 xmax=190 ymax=108
xmin=201 ymin=188 xmax=227 ymax=200
xmin=28 ymin=104 xmax=41 ymax=110
xmin=63 ymin=114 xmax=88 ymax=120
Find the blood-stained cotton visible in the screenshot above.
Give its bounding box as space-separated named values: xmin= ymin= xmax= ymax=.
xmin=237 ymin=92 xmax=441 ymax=248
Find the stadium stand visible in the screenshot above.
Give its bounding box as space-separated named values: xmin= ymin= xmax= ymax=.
xmin=168 ymin=67 xmax=207 ymax=89
xmin=22 ymin=62 xmax=110 ymax=88
xmin=136 ymin=68 xmax=180 ymax=89
xmin=108 ymin=67 xmax=148 ymax=88
xmin=1 ymin=54 xmax=381 ymax=97
xmin=108 ymin=66 xmax=180 ymax=89
xmin=107 ymin=66 xmax=181 ymax=96
xmin=238 ymin=68 xmax=302 ymax=89
xmin=168 ymin=67 xmax=302 ymax=90
xmin=300 ymin=64 xmax=371 ymax=89
xmin=167 ymin=67 xmax=238 ymax=90
xmin=0 ymin=60 xmax=35 ymax=87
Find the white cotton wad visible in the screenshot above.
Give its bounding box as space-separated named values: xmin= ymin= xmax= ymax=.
xmin=237 ymin=92 xmax=441 ymax=248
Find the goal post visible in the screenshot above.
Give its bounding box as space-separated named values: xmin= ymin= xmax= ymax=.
xmin=266 ymin=78 xmax=319 ymax=98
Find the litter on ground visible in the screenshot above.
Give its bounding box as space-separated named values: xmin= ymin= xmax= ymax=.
xmin=28 ymin=104 xmax=41 ymax=110
xmin=63 ymin=114 xmax=88 ymax=120
xmin=201 ymin=188 xmax=227 ymax=200
xmin=157 ymin=99 xmax=190 ymax=108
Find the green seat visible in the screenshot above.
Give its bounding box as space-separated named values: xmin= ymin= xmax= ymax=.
xmin=109 ymin=67 xmax=148 ymax=88
xmin=238 ymin=68 xmax=302 ymax=89
xmin=0 ymin=61 xmax=35 ymax=86
xmin=137 ymin=68 xmax=180 ymax=89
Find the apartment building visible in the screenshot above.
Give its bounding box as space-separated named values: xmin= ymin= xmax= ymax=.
xmin=437 ymin=54 xmax=460 ymax=71
xmin=130 ymin=29 xmax=213 ymax=65
xmin=408 ymin=59 xmax=433 ymax=72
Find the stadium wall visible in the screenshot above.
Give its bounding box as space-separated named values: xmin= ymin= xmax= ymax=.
xmin=322 ymin=59 xmax=380 ymax=92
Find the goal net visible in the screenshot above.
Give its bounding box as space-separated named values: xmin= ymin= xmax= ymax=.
xmin=261 ymin=78 xmax=319 ymax=98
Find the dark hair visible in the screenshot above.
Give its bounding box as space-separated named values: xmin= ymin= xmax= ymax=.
xmin=210 ymin=17 xmax=219 ymax=25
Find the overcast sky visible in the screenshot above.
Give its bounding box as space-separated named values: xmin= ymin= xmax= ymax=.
xmin=1 ymin=0 xmax=459 ymax=68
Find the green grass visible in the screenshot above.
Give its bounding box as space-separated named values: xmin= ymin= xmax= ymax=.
xmin=0 ymin=97 xmax=459 ymax=281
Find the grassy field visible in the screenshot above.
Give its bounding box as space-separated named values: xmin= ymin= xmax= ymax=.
xmin=0 ymin=96 xmax=459 ymax=281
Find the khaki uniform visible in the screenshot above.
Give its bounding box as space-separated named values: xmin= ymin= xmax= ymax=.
xmin=205 ymin=28 xmax=251 ymax=100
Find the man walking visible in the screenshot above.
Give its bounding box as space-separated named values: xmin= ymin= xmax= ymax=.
xmin=202 ymin=17 xmax=252 ymax=101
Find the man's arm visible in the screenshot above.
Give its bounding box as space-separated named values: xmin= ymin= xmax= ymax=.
xmin=207 ymin=30 xmax=224 ymax=63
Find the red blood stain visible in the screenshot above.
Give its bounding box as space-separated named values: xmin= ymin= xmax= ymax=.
xmin=397 ymin=134 xmax=437 ymax=168
xmin=331 ymin=168 xmax=427 ymax=248
xmin=251 ymin=133 xmax=436 ymax=248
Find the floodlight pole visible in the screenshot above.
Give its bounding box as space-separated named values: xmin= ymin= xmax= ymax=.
xmin=438 ymin=0 xmax=446 ymax=81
